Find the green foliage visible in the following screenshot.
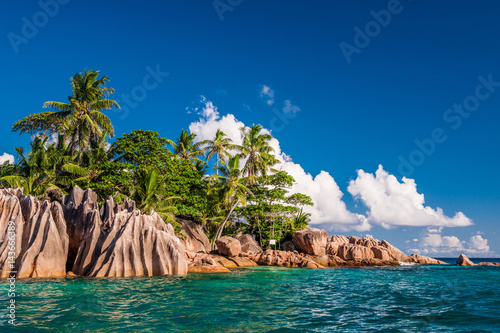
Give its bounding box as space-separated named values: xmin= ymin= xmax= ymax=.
xmin=12 ymin=112 xmax=63 ymax=140
xmin=112 ymin=130 xmax=172 ymax=167
xmin=6 ymin=69 xmax=315 ymax=245
xmin=236 ymin=171 xmax=312 ymax=248
xmin=110 ymin=130 xmax=209 ymax=218
xmin=86 ymin=161 xmax=131 ymax=200
xmin=130 ymin=166 xmax=180 ymax=230
xmin=168 ymin=129 xmax=205 ymax=163
xmin=238 ymin=124 xmax=279 ymax=183
xmin=200 ymin=129 xmax=237 ymax=175
xmin=208 ymin=155 xmax=253 ymax=246
xmin=42 ymin=69 xmax=119 ymax=152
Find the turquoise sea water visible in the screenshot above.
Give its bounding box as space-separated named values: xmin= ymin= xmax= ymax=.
xmin=1 ymin=262 xmax=500 ymax=332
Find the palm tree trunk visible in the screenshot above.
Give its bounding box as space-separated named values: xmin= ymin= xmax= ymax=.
xmin=257 ymin=217 xmax=263 ymax=248
xmin=216 ymin=154 xmax=219 ymax=176
xmin=211 ymin=200 xmax=239 ymax=250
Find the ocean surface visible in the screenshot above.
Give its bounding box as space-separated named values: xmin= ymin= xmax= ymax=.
xmin=2 ymin=259 xmax=500 ymax=332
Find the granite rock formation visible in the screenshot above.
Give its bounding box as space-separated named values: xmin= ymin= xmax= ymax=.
xmin=237 ymin=234 xmax=262 ymax=254
xmin=216 ymin=236 xmax=242 ymax=257
xmin=292 ymin=228 xmax=327 ymax=256
xmin=178 ymin=218 xmax=211 ymax=253
xmin=0 ymin=189 xmax=68 ymax=278
xmin=1 ymin=187 xmax=187 ymax=278
xmin=457 ymin=254 xmax=475 ymax=266
xmin=410 ymin=254 xmax=447 ymax=265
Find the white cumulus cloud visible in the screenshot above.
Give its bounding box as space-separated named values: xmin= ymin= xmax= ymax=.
xmin=188 ymin=98 xmax=369 ymax=232
xmin=0 ymin=153 xmax=15 ymax=165
xmin=408 ymin=228 xmax=491 ymax=256
xmin=347 ymin=165 xmax=473 ymax=228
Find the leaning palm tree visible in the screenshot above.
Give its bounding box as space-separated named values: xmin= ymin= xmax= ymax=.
xmin=200 ymin=129 xmax=238 ymax=175
xmin=168 ymin=129 xmax=205 ymax=163
xmin=43 ymin=70 xmax=119 ymax=154
xmin=209 ymin=154 xmax=252 ymax=247
xmin=238 ymin=124 xmax=278 ymax=184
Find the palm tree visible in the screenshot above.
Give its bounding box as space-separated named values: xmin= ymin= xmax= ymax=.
xmin=1 ymin=137 xmax=61 ymax=196
xmin=130 ymin=167 xmax=178 ymax=225
xmin=200 ymin=129 xmax=237 ymax=175
xmin=168 ymin=129 xmax=205 ymax=163
xmin=209 ymin=154 xmax=252 ymax=247
xmin=290 ymin=209 xmax=311 ymax=232
xmin=238 ymin=124 xmax=278 ymax=183
xmin=43 ymin=70 xmax=119 ymax=154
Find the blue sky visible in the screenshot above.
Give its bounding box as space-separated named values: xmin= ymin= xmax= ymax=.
xmin=1 ymin=0 xmax=499 ymax=257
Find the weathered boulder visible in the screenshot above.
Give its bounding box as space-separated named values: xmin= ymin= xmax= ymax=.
xmin=216 ymin=236 xmax=241 ymax=257
xmin=360 ymin=237 xmax=380 ymax=248
xmin=409 ymin=254 xmax=447 ymax=265
xmin=327 ymin=235 xmax=349 ymax=244
xmin=67 ymin=189 xmax=188 ymax=277
xmin=371 ymin=245 xmax=392 ymax=261
xmin=477 ymin=262 xmax=500 ymax=266
xmin=72 ymin=209 xmax=187 ymax=276
xmin=348 ymin=236 xmax=362 ymax=245
xmin=292 ymin=228 xmax=327 ymax=256
xmin=0 ymin=189 xmax=69 ymax=278
xmin=178 ymin=218 xmax=211 ymax=253
xmin=249 ymin=250 xmax=325 ymax=269
xmin=228 ymin=256 xmax=259 ymax=267
xmin=282 ymin=240 xmax=295 ymax=252
xmin=381 ymin=240 xmax=411 ymax=262
xmin=457 ymin=254 xmax=475 ymax=266
xmin=61 ymin=186 xmax=101 ymax=271
xmin=307 ymin=255 xmax=339 ymax=267
xmin=325 ymin=235 xmax=350 ymax=256
xmin=189 ymin=256 xmax=231 ymax=273
xmin=237 ymin=234 xmax=262 ymax=254
xmin=338 ymin=243 xmax=374 ymax=261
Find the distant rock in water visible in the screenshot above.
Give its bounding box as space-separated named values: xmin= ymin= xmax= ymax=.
xmin=0 ymin=188 xmax=68 ymax=278
xmin=410 ymin=254 xmax=447 ymax=265
xmin=457 ymin=254 xmax=475 ymax=266
xmin=0 ymin=187 xmax=187 ymax=278
xmin=293 ymin=228 xmax=327 ymax=256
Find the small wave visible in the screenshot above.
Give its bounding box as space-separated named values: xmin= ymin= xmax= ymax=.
xmin=398 ymin=261 xmax=417 ymax=266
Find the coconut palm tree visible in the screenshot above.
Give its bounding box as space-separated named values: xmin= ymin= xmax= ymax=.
xmin=42 ymin=70 xmax=119 ymax=154
xmin=238 ymin=124 xmax=278 ymax=183
xmin=200 ymin=129 xmax=237 ymax=175
xmin=130 ymin=167 xmax=178 ymax=224
xmin=209 ymin=154 xmax=252 ymax=247
xmin=1 ymin=137 xmax=61 ymax=196
xmin=168 ymin=129 xmax=205 ymax=163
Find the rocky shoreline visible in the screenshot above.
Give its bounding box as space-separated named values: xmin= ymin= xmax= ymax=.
xmin=0 ymin=187 xmax=497 ymax=279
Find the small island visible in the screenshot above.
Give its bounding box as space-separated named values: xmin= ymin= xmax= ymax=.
xmin=0 ymin=70 xmax=476 ymax=279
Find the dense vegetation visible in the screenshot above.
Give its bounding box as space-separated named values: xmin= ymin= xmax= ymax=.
xmin=0 ymin=70 xmax=312 ymax=248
